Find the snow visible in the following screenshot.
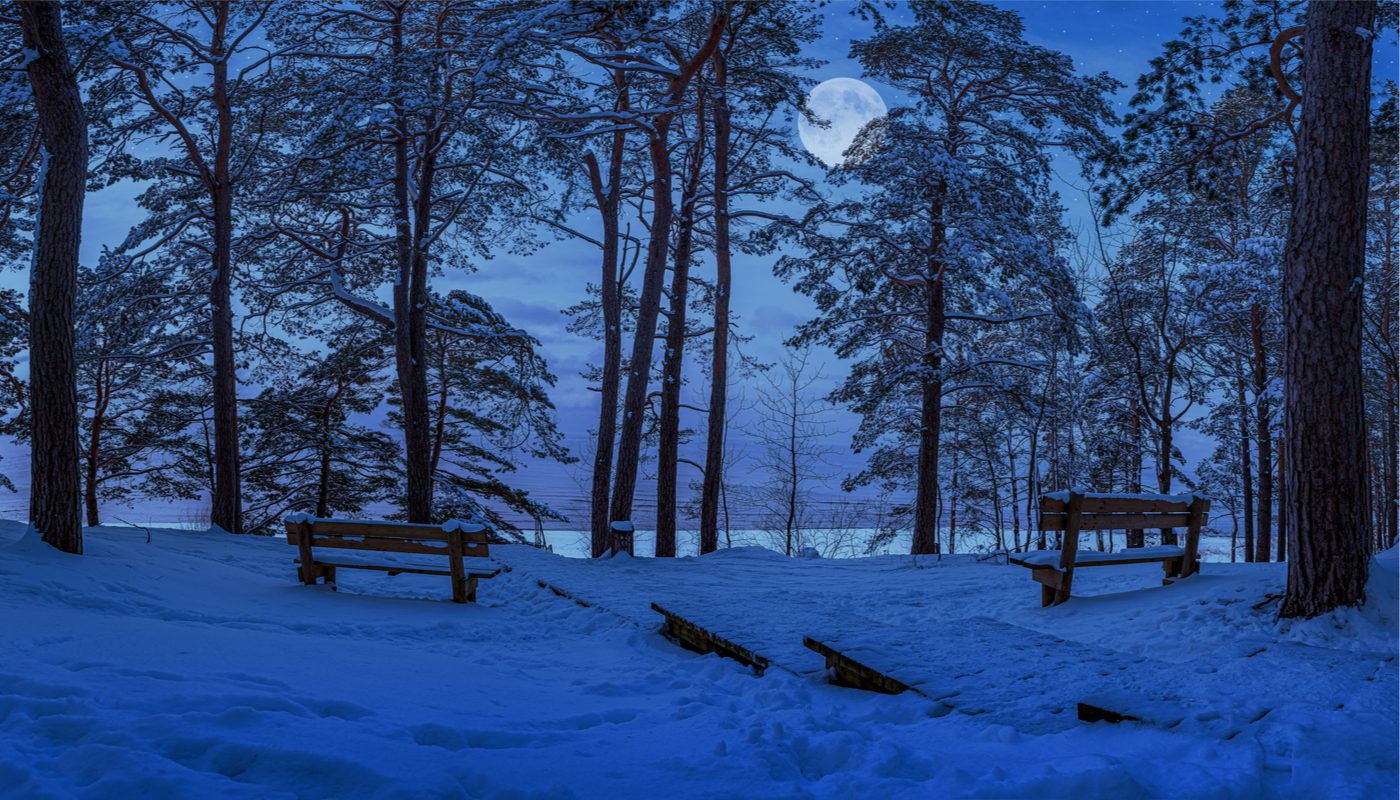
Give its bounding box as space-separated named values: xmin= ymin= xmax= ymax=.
xmin=1 ymin=520 xmax=1394 ymax=798
xmin=440 ymin=518 xmax=486 ymax=534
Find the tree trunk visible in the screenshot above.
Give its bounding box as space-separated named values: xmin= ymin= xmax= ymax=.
xmin=588 ymin=123 xmax=626 ymax=559
xmin=1252 ymin=303 xmax=1272 ymax=562
xmin=655 ymin=133 xmax=703 ymax=557
xmin=947 ymin=438 xmax=959 ymax=554
xmin=1280 ymin=0 xmax=1375 ymax=618
xmin=21 ymin=0 xmax=86 ymax=554
xmin=609 ymin=125 xmax=674 ymax=529
xmin=389 ymin=9 xmax=434 ymax=524
xmin=208 ymin=8 xmax=242 ymax=534
xmin=1237 ymin=366 xmax=1255 ymax=562
xmin=1126 ymin=410 xmax=1145 ymax=547
xmin=1386 ymin=374 xmax=1398 ymax=549
xmin=84 ymin=360 xmax=106 ymax=527
xmin=1156 ymin=400 xmax=1176 ymax=545
xmin=607 ymin=10 xmax=725 ymax=530
xmin=1277 ymin=434 xmax=1288 ymax=561
xmin=911 ymin=195 xmax=946 ymax=555
xmin=700 ymin=47 xmax=732 ymax=556
xmin=785 ymin=373 xmax=798 ymax=556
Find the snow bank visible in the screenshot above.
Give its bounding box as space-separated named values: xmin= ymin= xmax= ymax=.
xmin=1 ymin=521 xmax=1394 ymax=798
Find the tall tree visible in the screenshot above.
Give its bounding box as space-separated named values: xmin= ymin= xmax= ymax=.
xmin=700 ymin=0 xmax=820 ymax=554
xmin=654 ymin=92 xmax=708 ymax=558
xmin=1364 ymin=88 xmax=1398 ymax=553
xmin=240 ymin=321 xmax=399 ymax=533
xmin=1280 ymin=0 xmax=1376 ymax=617
xmin=75 ymin=264 xmax=206 ymax=526
xmin=0 ymin=288 xmax=24 ymax=493
xmin=783 ymin=0 xmax=1113 ymax=554
xmin=267 ymin=0 xmax=548 ymax=523
xmin=18 ymin=0 xmax=86 ymax=553
xmin=606 ymin=5 xmax=728 ymax=532
xmin=102 ymin=1 xmax=279 ymax=533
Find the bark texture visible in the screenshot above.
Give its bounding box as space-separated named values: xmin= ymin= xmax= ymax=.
xmin=608 ymin=12 xmax=726 ymax=528
xmin=699 ymin=46 xmax=732 ymax=556
xmin=586 ymin=78 xmax=628 ymax=558
xmin=209 ymin=28 xmax=242 ymax=533
xmin=1280 ymin=0 xmax=1375 ymax=618
xmin=21 ymin=0 xmax=87 ymax=554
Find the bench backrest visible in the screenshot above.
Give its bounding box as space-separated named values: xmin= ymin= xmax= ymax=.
xmin=284 ymin=518 xmax=489 ymax=559
xmin=1038 ymin=494 xmax=1209 ymax=532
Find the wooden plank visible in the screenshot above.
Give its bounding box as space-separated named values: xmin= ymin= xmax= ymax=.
xmin=299 ymin=559 xmax=498 ymax=578
xmin=1010 ymin=553 xmax=1186 ymax=569
xmin=651 ymin=603 xmax=769 ymax=675
xmin=1077 ymin=555 xmax=1185 ymax=568
xmin=1039 ymin=512 xmax=1194 ymax=532
xmin=1042 ymin=496 xmax=1191 ymax=514
xmin=803 ymin=637 xmax=910 ymax=695
xmin=302 ymin=536 xmax=454 ymax=556
xmin=1077 ymin=702 xmax=1142 ymax=724
xmin=1029 ymin=567 xmax=1065 ymax=589
xmin=306 ymin=520 xmax=455 ymax=540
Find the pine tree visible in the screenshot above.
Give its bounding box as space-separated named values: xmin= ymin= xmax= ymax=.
xmin=1280 ymin=0 xmax=1377 ymax=617
xmin=97 ymin=1 xmax=287 ymax=534
xmin=19 ymin=0 xmax=86 ymax=553
xmin=0 ymin=288 xmax=25 ymax=493
xmin=264 ymin=0 xmax=549 ymax=524
xmin=241 ymin=321 xmax=399 ymax=533
xmin=781 ymin=0 xmax=1114 ymax=554
xmin=408 ymin=290 xmax=571 ymax=540
xmin=75 ymin=264 xmax=206 ymax=525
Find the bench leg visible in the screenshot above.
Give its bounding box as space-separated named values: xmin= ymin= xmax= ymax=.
xmin=1162 ymin=558 xmax=1182 ymax=585
xmin=1040 ymin=583 xmax=1054 ymax=608
xmin=324 ymin=565 xmax=337 ymax=591
xmin=451 ymin=576 xmax=467 ymax=604
xmin=466 ymin=575 xmax=478 ymax=604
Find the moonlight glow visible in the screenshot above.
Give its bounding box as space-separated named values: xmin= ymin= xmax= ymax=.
xmin=798 ymin=78 xmax=887 ymax=167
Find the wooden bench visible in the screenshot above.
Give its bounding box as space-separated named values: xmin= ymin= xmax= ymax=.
xmin=1009 ymin=491 xmax=1209 ymax=607
xmin=283 ymin=516 xmax=499 ymax=603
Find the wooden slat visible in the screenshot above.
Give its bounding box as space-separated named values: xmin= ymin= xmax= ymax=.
xmin=1039 ymin=512 xmax=1195 ymax=532
xmin=1077 ymin=555 xmax=1184 ymax=568
xmin=299 ymin=559 xmax=499 ymax=578
xmin=1010 ymin=553 xmax=1184 ymax=569
xmin=304 ymin=536 xmax=453 ymax=557
xmin=305 ymin=520 xmax=452 ymax=540
xmin=803 ymin=637 xmax=909 ymax=695
xmin=651 ymin=603 xmax=770 ymax=674
xmin=1041 ymin=496 xmax=1191 ymax=514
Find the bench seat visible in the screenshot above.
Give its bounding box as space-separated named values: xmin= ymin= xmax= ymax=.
xmin=1009 ymin=545 xmax=1184 ymax=569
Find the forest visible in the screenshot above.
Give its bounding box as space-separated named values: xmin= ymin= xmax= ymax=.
xmin=1 ymin=0 xmax=1396 ymax=607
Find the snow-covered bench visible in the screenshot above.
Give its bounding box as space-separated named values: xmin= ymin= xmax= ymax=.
xmin=1009 ymin=491 xmax=1209 ymax=607
xmin=283 ymin=516 xmax=499 ymax=604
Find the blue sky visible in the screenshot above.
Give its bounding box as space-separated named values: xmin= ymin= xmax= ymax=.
xmin=1 ymin=2 xmax=1396 ymax=529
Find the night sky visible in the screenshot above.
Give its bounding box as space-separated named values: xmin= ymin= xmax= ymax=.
xmin=1 ymin=2 xmax=1395 ymax=530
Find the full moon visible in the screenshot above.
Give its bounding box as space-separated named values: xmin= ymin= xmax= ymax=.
xmin=798 ymin=78 xmax=887 ymax=168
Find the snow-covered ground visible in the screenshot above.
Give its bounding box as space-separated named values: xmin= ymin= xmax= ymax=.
xmin=2 ymin=520 xmax=1394 ymax=798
